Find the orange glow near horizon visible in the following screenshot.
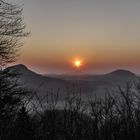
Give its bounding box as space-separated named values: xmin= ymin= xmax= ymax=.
xmin=12 ymin=0 xmax=140 ymax=74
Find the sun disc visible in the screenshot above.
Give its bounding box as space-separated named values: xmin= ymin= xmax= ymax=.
xmin=74 ymin=60 xmax=81 ymax=68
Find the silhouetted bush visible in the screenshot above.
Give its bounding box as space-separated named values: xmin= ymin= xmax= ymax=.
xmin=0 ymin=69 xmax=33 ymax=140
xmin=2 ymin=67 xmax=140 ymax=140
xmin=25 ymin=80 xmax=140 ymax=140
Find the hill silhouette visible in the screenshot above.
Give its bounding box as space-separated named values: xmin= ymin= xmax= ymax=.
xmin=6 ymin=64 xmax=137 ymax=100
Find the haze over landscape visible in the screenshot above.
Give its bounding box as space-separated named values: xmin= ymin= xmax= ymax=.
xmin=12 ymin=0 xmax=140 ymax=74
xmin=7 ymin=64 xmax=137 ymax=101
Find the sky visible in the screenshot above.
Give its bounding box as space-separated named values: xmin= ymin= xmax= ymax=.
xmin=14 ymin=0 xmax=140 ymax=74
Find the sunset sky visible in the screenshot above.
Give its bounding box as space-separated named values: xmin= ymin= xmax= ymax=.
xmin=16 ymin=0 xmax=140 ymax=74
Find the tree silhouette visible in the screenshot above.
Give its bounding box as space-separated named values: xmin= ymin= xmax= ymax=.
xmin=12 ymin=105 xmax=34 ymax=140
xmin=0 ymin=0 xmax=29 ymax=67
xmin=0 ymin=1 xmax=29 ymax=139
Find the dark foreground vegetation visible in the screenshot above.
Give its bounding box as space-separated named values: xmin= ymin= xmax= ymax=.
xmin=1 ymin=68 xmax=140 ymax=140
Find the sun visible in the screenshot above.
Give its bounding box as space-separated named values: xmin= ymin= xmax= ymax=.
xmin=74 ymin=60 xmax=82 ymax=68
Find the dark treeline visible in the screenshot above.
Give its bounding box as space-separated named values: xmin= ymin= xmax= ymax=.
xmin=1 ymin=72 xmax=140 ymax=140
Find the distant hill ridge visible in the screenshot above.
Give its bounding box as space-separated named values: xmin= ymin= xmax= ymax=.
xmin=6 ymin=64 xmax=136 ymax=77
xmin=107 ymin=69 xmax=136 ymax=77
xmin=5 ymin=64 xmax=137 ymax=100
xmin=7 ymin=64 xmax=28 ymax=71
